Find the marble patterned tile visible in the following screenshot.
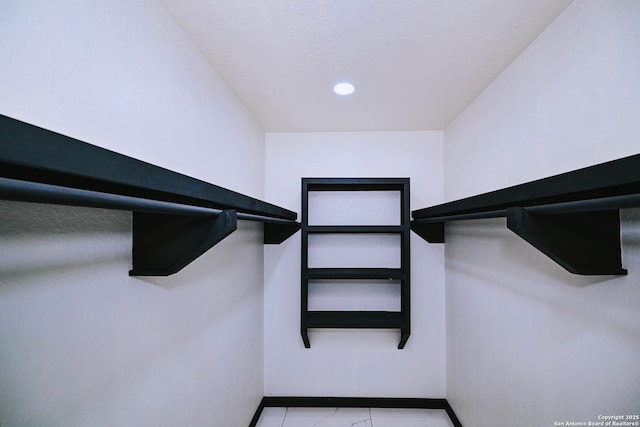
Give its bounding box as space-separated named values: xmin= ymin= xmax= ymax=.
xmin=281 ymin=407 xmax=373 ymax=427
xmin=256 ymin=406 xmax=287 ymax=427
xmin=370 ymin=408 xmax=454 ymax=427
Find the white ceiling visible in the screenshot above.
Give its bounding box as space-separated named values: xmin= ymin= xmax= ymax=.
xmin=159 ymin=0 xmax=573 ymax=132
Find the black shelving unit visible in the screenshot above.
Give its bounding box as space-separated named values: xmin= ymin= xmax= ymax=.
xmin=301 ymin=178 xmax=411 ymax=349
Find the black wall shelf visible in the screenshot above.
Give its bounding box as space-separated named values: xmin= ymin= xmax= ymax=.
xmin=301 ymin=178 xmax=411 ymax=349
xmin=0 ymin=114 xmax=300 ymax=276
xmin=411 ymin=154 xmax=640 ymax=275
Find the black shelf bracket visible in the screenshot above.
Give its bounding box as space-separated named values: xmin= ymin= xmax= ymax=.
xmin=130 ymin=210 xmax=238 ymax=276
xmin=264 ymin=222 xmax=301 ymax=244
xmin=0 ymin=114 xmax=299 ymax=276
xmin=412 ymin=154 xmax=640 ymax=275
xmin=506 ymin=208 xmax=626 ymax=275
xmin=410 ymin=222 xmax=444 ymax=243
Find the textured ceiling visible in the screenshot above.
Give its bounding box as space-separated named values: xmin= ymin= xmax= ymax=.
xmin=159 ymin=0 xmax=573 ymax=132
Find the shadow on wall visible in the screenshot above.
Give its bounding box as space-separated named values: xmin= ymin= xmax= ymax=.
xmin=0 ymin=200 xmax=264 ymax=292
xmin=621 ymin=208 xmax=640 ymax=250
xmin=0 ymin=200 xmax=264 ymax=426
xmin=446 ymin=216 xmax=635 ymax=287
xmin=0 ymin=201 xmax=131 ymax=282
xmin=0 ymin=199 xmax=263 ymax=338
xmin=445 ymin=211 xmax=640 ymax=342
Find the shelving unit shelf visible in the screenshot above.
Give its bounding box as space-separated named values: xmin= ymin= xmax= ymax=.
xmin=301 ymin=178 xmax=411 ymax=349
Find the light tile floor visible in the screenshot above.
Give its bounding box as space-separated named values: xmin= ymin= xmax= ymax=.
xmin=256 ymin=407 xmax=454 ymax=427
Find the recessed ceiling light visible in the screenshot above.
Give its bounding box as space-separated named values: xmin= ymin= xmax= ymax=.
xmin=333 ymin=82 xmax=355 ymax=96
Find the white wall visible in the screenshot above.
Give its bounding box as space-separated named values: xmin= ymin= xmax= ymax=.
xmin=264 ymin=131 xmax=446 ymax=397
xmin=444 ymin=1 xmax=640 ymax=425
xmin=0 ymin=1 xmax=265 ymax=425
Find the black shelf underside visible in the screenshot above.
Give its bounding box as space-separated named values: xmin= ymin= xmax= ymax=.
xmin=307 ymin=225 xmax=404 ymax=233
xmin=307 ymin=268 xmax=404 ymax=280
xmin=0 ymin=114 xmax=299 ymax=275
xmin=411 ymin=154 xmax=640 ymax=275
xmin=304 ymin=177 xmax=409 ymax=192
xmin=306 ymin=311 xmax=404 ymax=329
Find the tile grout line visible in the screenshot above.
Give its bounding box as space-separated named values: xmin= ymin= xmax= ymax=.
xmin=313 ymin=407 xmax=339 ymax=426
